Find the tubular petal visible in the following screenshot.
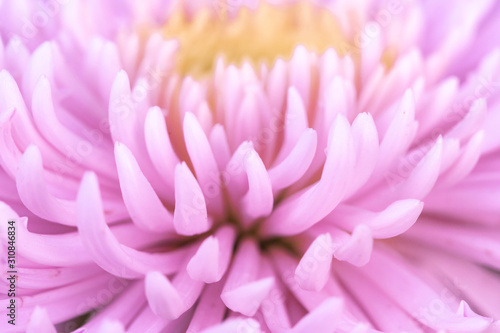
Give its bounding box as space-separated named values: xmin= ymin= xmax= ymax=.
xmin=144 ymin=106 xmax=179 ymax=193
xmin=221 ymin=239 xmax=274 ymax=316
xmin=77 ymin=172 xmax=188 ymax=278
xmin=145 ymin=270 xmax=204 ymax=321
xmin=183 ymin=112 xmax=224 ymax=216
xmin=187 ymin=226 xmax=236 ymax=283
xmin=269 ymin=128 xmax=317 ymax=192
xmin=26 ymin=307 xmax=57 ymax=333
xmin=173 ymin=162 xmax=211 ymax=236
xmin=115 ymin=142 xmax=174 ymax=232
xmin=262 ymin=114 xmax=355 ymax=236
xmin=17 ymin=145 xmax=77 ymax=225
xmin=186 ymin=283 xmax=226 ymax=333
xmin=291 ymin=298 xmax=343 ymax=333
xmin=201 ymin=318 xmax=263 ymax=333
xmin=295 ymin=233 xmax=334 ymax=292
xmin=241 ymin=148 xmax=274 ymax=220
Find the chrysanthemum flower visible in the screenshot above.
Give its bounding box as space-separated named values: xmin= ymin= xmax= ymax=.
xmin=1 ymin=0 xmax=500 ymax=332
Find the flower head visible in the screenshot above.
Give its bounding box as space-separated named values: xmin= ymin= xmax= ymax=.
xmin=1 ymin=0 xmax=500 ymax=332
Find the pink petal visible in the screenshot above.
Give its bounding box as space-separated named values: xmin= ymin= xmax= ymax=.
xmin=145 ymin=270 xmax=204 ymax=321
xmin=327 ymin=199 xmax=423 ymax=239
xmin=209 ymin=124 xmax=231 ymax=171
xmin=77 ymin=172 xmax=188 ymax=278
xmin=26 ymin=307 xmax=56 ymax=333
xmin=201 ymin=318 xmax=263 ymax=333
xmin=173 ymin=162 xmax=211 ymax=236
xmin=16 ymin=145 xmax=77 ymax=225
xmin=183 ymin=112 xmax=224 ymax=216
xmin=333 ymin=224 xmax=373 ymax=267
xmin=262 ymin=114 xmax=355 ymax=236
xmin=295 ymin=233 xmax=334 ymax=292
xmin=95 ymin=320 xmax=125 ymax=333
xmin=346 ymin=113 xmax=379 ymax=197
xmin=274 ymin=87 xmax=309 ymax=164
xmin=115 ymin=142 xmax=174 ymax=232
xmin=241 ymin=148 xmax=274 ymax=221
xmin=144 ymin=106 xmax=178 ymax=196
xmin=31 ymin=76 xmax=117 ymax=180
xmin=438 ymin=131 xmax=484 ymax=186
xmin=187 ymin=226 xmax=236 ymax=283
xmin=291 ymin=298 xmax=344 ymax=333
xmin=187 ymin=283 xmax=226 ymax=333
xmin=221 ymin=239 xmax=274 ymax=316
xmin=268 ymin=128 xmax=317 ymax=192
xmin=17 ymin=216 xmax=92 ymax=267
xmin=289 ymin=45 xmax=311 ymax=106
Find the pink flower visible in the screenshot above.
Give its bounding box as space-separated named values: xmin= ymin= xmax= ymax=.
xmin=1 ymin=0 xmax=500 ymax=332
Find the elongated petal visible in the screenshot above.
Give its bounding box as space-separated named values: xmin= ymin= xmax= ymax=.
xmin=328 ymin=199 xmax=424 ymax=239
xmin=115 ymin=142 xmax=174 ymax=232
xmin=275 ymin=87 xmax=309 ymax=163
xmin=26 ymin=307 xmax=56 ymax=333
xmin=17 ymin=145 xmax=76 ymax=225
xmin=145 ymin=270 xmax=204 ymax=321
xmin=187 ymin=226 xmax=236 ymax=283
xmin=144 ymin=106 xmax=178 ymax=192
xmin=187 ymin=283 xmax=226 ymax=333
xmin=77 ymin=172 xmax=188 ymax=278
xmin=291 ymin=298 xmax=343 ymax=333
xmin=262 ymin=114 xmax=354 ymax=236
xmin=269 ymin=129 xmax=317 ymax=192
xmin=201 ymin=318 xmax=262 ymax=333
xmin=295 ymin=233 xmax=334 ymax=292
xmin=221 ymin=239 xmax=274 ymax=316
xmin=174 ymin=162 xmax=211 ymax=236
xmin=184 ymin=112 xmax=224 ymax=216
xmin=241 ymin=148 xmax=273 ymax=220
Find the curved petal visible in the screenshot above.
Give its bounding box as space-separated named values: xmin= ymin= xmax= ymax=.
xmin=144 ymin=106 xmax=178 ymax=194
xmin=26 ymin=307 xmax=57 ymax=333
xmin=269 ymin=128 xmax=317 ymax=192
xmin=187 ymin=226 xmax=236 ymax=283
xmin=77 ymin=172 xmax=188 ymax=278
xmin=291 ymin=298 xmax=343 ymax=333
xmin=183 ymin=112 xmax=224 ymax=216
xmin=17 ymin=145 xmax=77 ymax=226
xmin=174 ymin=162 xmax=211 ymax=236
xmin=241 ymin=148 xmax=273 ymax=221
xmin=115 ymin=142 xmax=174 ymax=232
xmin=262 ymin=114 xmax=355 ymax=236
xmin=145 ymin=270 xmax=204 ymax=321
xmin=295 ymin=233 xmax=334 ymax=292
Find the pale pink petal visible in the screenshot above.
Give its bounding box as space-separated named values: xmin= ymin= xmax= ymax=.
xmin=201 ymin=318 xmax=263 ymax=333
xmin=114 ymin=142 xmax=174 ymax=232
xmin=269 ymin=128 xmax=317 ymax=192
xmin=16 ymin=145 xmax=77 ymax=225
xmin=186 ymin=283 xmax=226 ymax=333
xmin=291 ymin=298 xmax=343 ymax=333
xmin=187 ymin=226 xmax=236 ymax=283
xmin=173 ymin=162 xmax=211 ymax=236
xmin=144 ymin=106 xmax=178 ymax=196
xmin=241 ymin=148 xmax=273 ymax=221
xmin=222 ymin=239 xmax=275 ymax=316
xmin=295 ymin=233 xmax=334 ymax=292
xmin=77 ymin=172 xmax=188 ymax=278
xmin=262 ymin=114 xmax=355 ymax=236
xmin=275 ymin=87 xmax=309 ymax=164
xmin=145 ymin=270 xmax=204 ymax=321
xmin=183 ymin=112 xmax=224 ymax=216
xmin=26 ymin=307 xmax=57 ymax=333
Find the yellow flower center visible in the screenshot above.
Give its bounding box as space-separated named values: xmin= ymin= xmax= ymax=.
xmin=162 ymin=2 xmax=348 ymax=77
